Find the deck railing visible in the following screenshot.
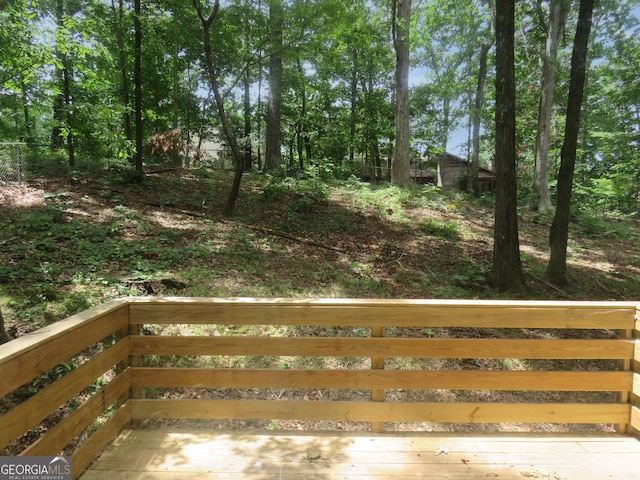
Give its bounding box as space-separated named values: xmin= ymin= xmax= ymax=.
xmin=1 ymin=298 xmax=639 ymax=479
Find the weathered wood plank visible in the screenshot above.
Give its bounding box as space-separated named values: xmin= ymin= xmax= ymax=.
xmin=130 ymin=399 xmax=630 ymax=424
xmin=130 ymin=367 xmax=632 ymax=392
xmin=0 ymin=339 xmax=129 ymax=451
xmin=103 ymin=428 xmax=640 ymax=451
xmin=72 ymin=401 xmax=131 ymax=480
xmin=129 ymin=299 xmax=637 ymax=329
xmin=85 ymin=449 xmax=640 ymax=475
xmin=0 ymin=304 xmax=129 ymax=398
xmin=129 ymin=335 xmax=632 ymax=359
xmin=22 ymin=371 xmax=130 ymax=456
xmin=80 ymin=428 xmax=640 ymax=480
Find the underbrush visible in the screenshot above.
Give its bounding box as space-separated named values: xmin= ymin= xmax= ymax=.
xmin=0 ymin=167 xmax=638 ymax=336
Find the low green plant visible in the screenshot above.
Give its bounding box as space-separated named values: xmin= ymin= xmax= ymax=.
xmin=419 ymin=218 xmax=460 ymax=240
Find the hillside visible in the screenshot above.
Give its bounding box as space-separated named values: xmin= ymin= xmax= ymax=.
xmin=1 ymin=168 xmax=639 ymax=337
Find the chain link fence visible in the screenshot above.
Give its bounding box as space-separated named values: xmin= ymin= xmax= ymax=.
xmin=0 ymin=143 xmax=26 ymax=183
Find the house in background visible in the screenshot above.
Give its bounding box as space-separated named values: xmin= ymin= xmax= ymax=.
xmin=411 ymin=152 xmax=494 ymax=193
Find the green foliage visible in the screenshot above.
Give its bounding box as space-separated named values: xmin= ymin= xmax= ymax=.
xmin=419 ymin=218 xmax=461 ymax=240
xmin=571 ymin=210 xmax=638 ymax=240
xmin=259 ymin=171 xmax=329 ymax=220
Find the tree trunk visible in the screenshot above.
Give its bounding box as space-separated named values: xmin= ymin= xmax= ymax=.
xmin=531 ymin=0 xmax=569 ymax=212
xmin=133 ymin=0 xmax=144 ymax=180
xmin=51 ymin=0 xmax=64 ymax=150
xmin=490 ymin=0 xmax=524 ymax=292
xmin=243 ymin=1 xmax=253 ymax=171
xmin=0 ymin=307 xmax=10 ymax=345
xmin=296 ymin=59 xmax=307 ymax=170
xmin=172 ymin=17 xmax=180 ymax=167
xmin=193 ymin=0 xmax=244 ymax=216
xmin=469 ymin=42 xmax=491 ymax=196
xmin=349 ymin=48 xmax=358 ymax=164
xmin=114 ymin=0 xmax=132 ymax=146
xmin=546 ymin=0 xmax=594 ymax=286
xmin=243 ymin=66 xmax=253 ymax=171
xmin=391 ymin=0 xmax=411 ymax=187
xmin=52 ymin=0 xmax=74 ymax=167
xmin=63 ymin=56 xmax=75 ymax=168
xmin=21 ymin=76 xmax=33 ymax=143
xmin=264 ymin=0 xmax=283 ymax=172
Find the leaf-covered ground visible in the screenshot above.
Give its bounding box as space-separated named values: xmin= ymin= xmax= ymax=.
xmin=1 ymin=167 xmax=639 ymax=336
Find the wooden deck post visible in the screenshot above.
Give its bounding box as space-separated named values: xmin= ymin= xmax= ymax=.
xmin=129 ymin=322 xmax=144 ymax=428
xmin=631 ymin=306 xmax=640 ymax=434
xmin=615 ymin=327 xmax=633 ymax=433
xmin=371 ymin=325 xmax=386 ymax=433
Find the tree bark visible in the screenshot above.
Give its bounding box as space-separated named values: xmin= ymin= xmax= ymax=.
xmin=489 ymin=0 xmax=524 ymax=292
xmin=531 ymin=0 xmax=569 ymax=212
xmin=391 ymin=0 xmax=411 ymax=188
xmin=546 ymin=0 xmax=594 ymax=285
xmin=264 ymin=0 xmax=283 ymax=172
xmin=0 ymin=307 xmax=10 ymax=345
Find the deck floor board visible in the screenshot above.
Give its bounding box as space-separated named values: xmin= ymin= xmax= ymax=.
xmin=80 ymin=428 xmax=640 ymax=479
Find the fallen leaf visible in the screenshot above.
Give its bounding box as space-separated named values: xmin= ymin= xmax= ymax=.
xmin=305 ymin=449 xmax=322 ymax=461
xmin=434 ymin=447 xmax=449 ymax=456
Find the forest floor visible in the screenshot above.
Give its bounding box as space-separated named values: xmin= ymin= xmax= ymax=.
xmin=1 ymin=166 xmax=640 ymax=445
xmin=1 ymin=166 xmax=639 ymax=333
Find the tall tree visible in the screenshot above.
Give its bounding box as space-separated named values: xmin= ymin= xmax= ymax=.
xmin=546 ymin=0 xmax=595 ymax=285
xmin=490 ymin=0 xmax=524 ymax=291
xmin=391 ymin=0 xmax=411 ymax=187
xmin=112 ymin=0 xmax=132 ymax=147
xmin=193 ymin=0 xmax=244 ymax=216
xmin=52 ymin=0 xmax=75 ymax=167
xmin=531 ymin=0 xmax=570 ymax=212
xmin=264 ymin=0 xmax=283 ymax=172
xmin=133 ymin=0 xmax=144 ymax=179
xmin=469 ymin=0 xmax=495 ymax=195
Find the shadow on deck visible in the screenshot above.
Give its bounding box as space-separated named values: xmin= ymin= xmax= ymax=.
xmin=82 ymin=427 xmax=640 ymax=479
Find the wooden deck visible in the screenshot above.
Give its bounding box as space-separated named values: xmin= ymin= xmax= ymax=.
xmin=81 ymin=427 xmax=640 ymax=479
xmin=3 ymin=298 xmax=638 ymax=479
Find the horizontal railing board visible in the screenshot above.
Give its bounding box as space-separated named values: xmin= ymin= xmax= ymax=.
xmin=72 ymin=401 xmax=132 ymax=480
xmin=130 ymin=399 xmax=631 ymax=424
xmin=130 ymin=367 xmax=632 ymax=392
xmin=129 ymin=299 xmax=637 ymax=329
xmin=0 ymin=304 xmax=129 ymax=398
xmin=22 ymin=371 xmax=131 ymax=457
xmin=0 ymin=339 xmax=129 ymax=451
xmin=129 ymin=336 xmax=633 ymax=360
xmin=0 ymin=300 xmax=128 ymax=363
